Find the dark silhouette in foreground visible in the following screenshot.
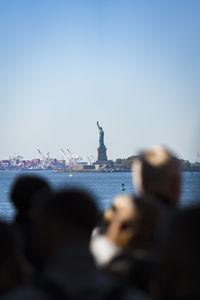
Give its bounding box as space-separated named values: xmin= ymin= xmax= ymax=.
xmin=3 ymin=188 xmax=151 ymax=299
xmin=1 ymin=145 xmax=198 ymax=300
xmin=0 ymin=220 xmax=32 ymax=296
xmin=10 ymin=175 xmax=52 ymax=269
xmin=91 ymin=146 xmax=182 ymax=294
xmin=156 ymin=205 xmax=200 ymax=300
xmin=91 ymin=193 xmax=158 ymax=293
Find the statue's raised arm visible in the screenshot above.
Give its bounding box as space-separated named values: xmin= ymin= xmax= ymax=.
xmin=96 ymin=121 xmax=104 ymax=147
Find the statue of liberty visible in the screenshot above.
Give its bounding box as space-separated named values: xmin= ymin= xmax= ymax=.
xmin=96 ymin=121 xmax=108 ymax=163
xmin=97 ymin=121 xmax=105 ymax=147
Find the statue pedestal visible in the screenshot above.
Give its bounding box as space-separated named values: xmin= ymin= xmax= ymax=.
xmin=95 ymin=146 xmax=108 ymax=164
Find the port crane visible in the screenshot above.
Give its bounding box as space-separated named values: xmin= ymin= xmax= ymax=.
xmin=60 ymin=148 xmax=83 ymax=168
xmin=37 ymin=149 xmax=45 ymax=160
xmin=67 ymin=148 xmax=77 ymax=167
xmin=87 ymin=156 xmax=92 ymax=165
xmin=60 ymin=148 xmax=71 ymax=166
xmin=66 ymin=148 xmax=74 ymax=167
xmin=91 ymin=155 xmax=95 ymax=162
xmin=37 ymin=149 xmax=51 ymax=168
xmin=9 ymin=154 xmax=23 ymax=166
xmin=67 ymin=148 xmax=82 ymax=165
xmin=37 ymin=148 xmax=46 ymax=168
xmin=60 ymin=148 xmax=75 ymax=168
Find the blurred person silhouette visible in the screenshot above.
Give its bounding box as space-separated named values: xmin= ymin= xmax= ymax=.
xmin=10 ymin=175 xmax=52 ymax=269
xmin=3 ymin=188 xmax=152 ymax=300
xmin=132 ymin=145 xmax=181 ymax=207
xmin=132 ymin=145 xmax=182 ymax=249
xmin=0 ymin=220 xmax=32 ymax=296
xmin=155 ymin=205 xmax=200 ymax=300
xmin=91 ymin=193 xmax=158 ymax=292
xmin=130 ymin=146 xmax=182 ymax=293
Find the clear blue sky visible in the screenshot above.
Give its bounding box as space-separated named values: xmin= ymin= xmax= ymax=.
xmin=0 ymin=0 xmax=199 ymax=162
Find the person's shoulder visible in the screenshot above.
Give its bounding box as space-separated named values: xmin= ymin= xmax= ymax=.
xmin=1 ymin=284 xmax=49 ymax=300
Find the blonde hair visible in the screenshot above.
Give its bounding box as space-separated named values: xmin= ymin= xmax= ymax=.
xmin=133 ymin=146 xmax=180 ymax=194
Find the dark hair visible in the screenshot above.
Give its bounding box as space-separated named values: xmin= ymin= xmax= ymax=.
xmin=158 ymin=205 xmax=200 ymax=299
xmin=0 ymin=221 xmax=19 ymax=264
xmin=11 ymin=175 xmax=51 ymax=212
xmin=42 ymin=188 xmax=98 ymax=235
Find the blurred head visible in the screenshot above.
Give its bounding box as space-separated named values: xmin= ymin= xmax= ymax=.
xmin=105 ymin=194 xmax=158 ymax=250
xmin=11 ymin=175 xmax=51 ymax=214
xmin=35 ymin=188 xmax=98 ymax=259
xmin=105 ymin=194 xmax=139 ymax=249
xmin=132 ymin=146 xmax=181 ymax=205
xmin=104 ymin=194 xmax=136 ymax=224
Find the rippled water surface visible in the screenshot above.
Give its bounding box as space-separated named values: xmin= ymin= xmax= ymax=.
xmin=0 ymin=170 xmax=199 ymax=221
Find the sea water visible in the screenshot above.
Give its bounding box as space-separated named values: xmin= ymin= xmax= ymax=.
xmin=0 ymin=170 xmax=199 ymax=221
